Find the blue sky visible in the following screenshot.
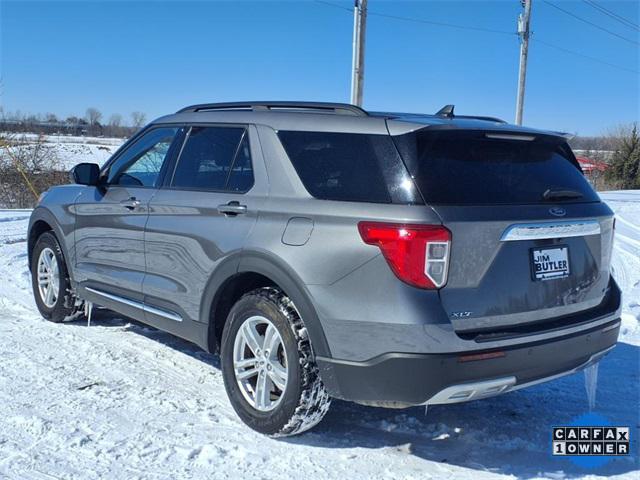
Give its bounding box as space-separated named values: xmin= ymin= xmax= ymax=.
xmin=1 ymin=0 xmax=638 ymax=135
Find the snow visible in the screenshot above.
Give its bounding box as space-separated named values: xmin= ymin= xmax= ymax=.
xmin=1 ymin=133 xmax=124 ymax=170
xmin=603 ymin=191 xmax=640 ymax=346
xmin=50 ymin=142 xmax=121 ymax=169
xmin=0 ymin=193 xmax=638 ymax=479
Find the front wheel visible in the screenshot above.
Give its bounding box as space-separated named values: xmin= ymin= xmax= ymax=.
xmin=31 ymin=231 xmax=75 ymax=322
xmin=221 ymin=287 xmax=331 ymax=437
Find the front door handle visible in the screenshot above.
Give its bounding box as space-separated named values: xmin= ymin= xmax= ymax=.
xmin=120 ymin=198 xmax=141 ymax=210
xmin=217 ymin=201 xmax=247 ymax=216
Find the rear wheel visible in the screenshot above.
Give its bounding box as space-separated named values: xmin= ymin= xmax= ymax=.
xmin=31 ymin=231 xmax=75 ymax=322
xmin=221 ymin=287 xmax=331 ymax=436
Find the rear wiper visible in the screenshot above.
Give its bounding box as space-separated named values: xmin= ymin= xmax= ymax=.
xmin=542 ymin=188 xmax=583 ymax=201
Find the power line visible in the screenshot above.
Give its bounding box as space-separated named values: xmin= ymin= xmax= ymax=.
xmin=533 ymin=38 xmax=639 ymax=74
xmin=316 ymin=0 xmax=638 ymax=76
xmin=543 ymin=1 xmax=639 ymax=46
xmin=314 ymin=0 xmax=516 ymax=36
xmin=582 ymin=0 xmax=639 ymax=31
xmin=315 ymin=0 xmax=351 ymax=12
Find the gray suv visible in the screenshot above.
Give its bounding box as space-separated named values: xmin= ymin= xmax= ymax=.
xmin=28 ymin=101 xmax=621 ymax=436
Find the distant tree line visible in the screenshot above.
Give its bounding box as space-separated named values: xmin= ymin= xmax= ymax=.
xmin=570 ymin=123 xmax=639 ymax=190
xmin=0 ymin=108 xmax=147 ymax=138
xmin=603 ymin=124 xmax=639 ymax=190
xmin=569 ymin=135 xmax=620 ymax=152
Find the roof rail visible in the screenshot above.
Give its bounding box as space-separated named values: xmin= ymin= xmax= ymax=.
xmin=177 ymin=101 xmax=368 ymax=116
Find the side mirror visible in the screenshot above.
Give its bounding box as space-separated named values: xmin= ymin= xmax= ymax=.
xmin=70 ymin=163 xmax=100 ymax=186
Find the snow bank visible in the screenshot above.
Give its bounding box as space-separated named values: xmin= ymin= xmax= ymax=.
xmin=601 ymin=191 xmax=640 ymax=346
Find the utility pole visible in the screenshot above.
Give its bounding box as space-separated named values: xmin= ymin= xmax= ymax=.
xmin=350 ymin=0 xmax=368 ymax=107
xmin=515 ymin=0 xmax=532 ymax=125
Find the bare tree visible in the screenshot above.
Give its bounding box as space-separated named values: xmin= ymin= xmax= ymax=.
xmin=131 ymin=111 xmax=146 ymax=128
xmin=86 ymin=107 xmax=102 ymax=126
xmin=108 ymin=113 xmax=122 ymax=128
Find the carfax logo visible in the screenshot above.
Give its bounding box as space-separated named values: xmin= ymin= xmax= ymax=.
xmin=553 ymin=426 xmax=630 ymax=455
xmin=552 ymin=413 xmax=631 ymax=468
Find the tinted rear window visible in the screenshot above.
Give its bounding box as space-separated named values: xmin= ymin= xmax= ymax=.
xmin=278 ymin=131 xmax=421 ymax=204
xmin=393 ymin=130 xmax=599 ymax=205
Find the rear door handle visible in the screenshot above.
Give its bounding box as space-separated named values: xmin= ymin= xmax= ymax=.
xmin=217 ymin=201 xmax=247 ymax=216
xmin=120 ymin=198 xmax=141 ymax=210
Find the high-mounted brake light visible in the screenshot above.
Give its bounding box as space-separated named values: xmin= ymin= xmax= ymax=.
xmin=358 ymin=222 xmax=451 ymax=289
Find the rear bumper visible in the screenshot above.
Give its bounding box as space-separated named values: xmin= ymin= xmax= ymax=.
xmin=317 ymin=317 xmax=620 ymax=406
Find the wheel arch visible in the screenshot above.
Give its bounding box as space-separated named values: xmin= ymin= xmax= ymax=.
xmin=202 ymin=250 xmax=331 ymax=359
xmin=28 ymin=207 xmax=70 ymax=274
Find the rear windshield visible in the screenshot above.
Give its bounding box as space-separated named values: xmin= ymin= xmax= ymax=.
xmin=278 ymin=131 xmax=421 ymax=204
xmin=393 ymin=129 xmax=600 ymax=205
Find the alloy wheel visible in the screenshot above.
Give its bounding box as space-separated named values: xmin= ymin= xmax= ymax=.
xmin=37 ymin=247 xmax=60 ymax=308
xmin=233 ymin=315 xmax=288 ymax=412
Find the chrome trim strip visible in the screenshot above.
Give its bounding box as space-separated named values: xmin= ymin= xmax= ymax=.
xmin=84 ymin=287 xmax=182 ymax=322
xmin=500 ymin=220 xmax=601 ymax=241
xmin=425 ymin=377 xmax=517 ymax=405
xmin=601 ymin=321 xmax=621 ymax=333
xmin=144 ymin=304 xmax=183 ymax=323
xmin=85 ymin=286 xmax=143 ymax=310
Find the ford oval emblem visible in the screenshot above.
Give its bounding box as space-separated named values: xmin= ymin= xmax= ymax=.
xmin=549 ymin=207 xmax=566 ymax=217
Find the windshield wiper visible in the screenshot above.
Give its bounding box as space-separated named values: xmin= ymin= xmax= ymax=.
xmin=542 ymin=188 xmax=583 ymax=201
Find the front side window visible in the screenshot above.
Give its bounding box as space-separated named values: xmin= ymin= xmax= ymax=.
xmin=171 ymin=126 xmax=253 ymax=192
xmin=107 ymin=127 xmax=178 ymax=187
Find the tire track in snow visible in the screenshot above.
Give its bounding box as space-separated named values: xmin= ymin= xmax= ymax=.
xmin=616 ymin=215 xmax=640 ymax=234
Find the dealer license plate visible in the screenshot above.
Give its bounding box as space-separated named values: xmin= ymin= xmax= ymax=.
xmin=531 ymin=246 xmax=570 ymax=281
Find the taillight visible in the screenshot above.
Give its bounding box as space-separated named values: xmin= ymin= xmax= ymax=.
xmin=358 ymin=222 xmax=451 ymax=289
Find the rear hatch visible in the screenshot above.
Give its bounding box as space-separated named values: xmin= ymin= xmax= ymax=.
xmin=392 ymin=128 xmax=615 ymax=335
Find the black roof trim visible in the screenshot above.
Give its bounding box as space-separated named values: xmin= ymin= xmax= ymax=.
xmin=177 ymin=101 xmax=369 ymax=117
xmin=370 ymin=110 xmax=507 ymax=124
xmin=455 ymin=115 xmax=507 ymax=124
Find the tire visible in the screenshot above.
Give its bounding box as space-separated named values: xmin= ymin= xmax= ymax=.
xmin=31 ymin=231 xmax=75 ymax=322
xmin=221 ymin=287 xmax=331 ymax=437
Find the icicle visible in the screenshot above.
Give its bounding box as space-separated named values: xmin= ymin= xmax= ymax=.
xmin=583 ymin=363 xmax=599 ymax=411
xmin=85 ymin=301 xmax=93 ymax=327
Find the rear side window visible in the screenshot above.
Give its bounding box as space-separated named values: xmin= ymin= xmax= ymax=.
xmin=278 ymin=131 xmax=420 ymax=204
xmin=226 ymin=134 xmax=253 ymax=192
xmin=171 ymin=126 xmax=253 ymax=192
xmin=393 ymin=130 xmax=599 ymax=205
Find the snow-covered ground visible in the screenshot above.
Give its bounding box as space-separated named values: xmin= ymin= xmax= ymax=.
xmin=0 ymin=193 xmax=638 ymax=479
xmin=1 ymin=133 xmax=124 ymax=170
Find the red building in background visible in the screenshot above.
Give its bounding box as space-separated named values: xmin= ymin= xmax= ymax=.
xmin=576 ymin=155 xmax=609 ymax=175
xmin=576 ymin=155 xmax=609 ymax=188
